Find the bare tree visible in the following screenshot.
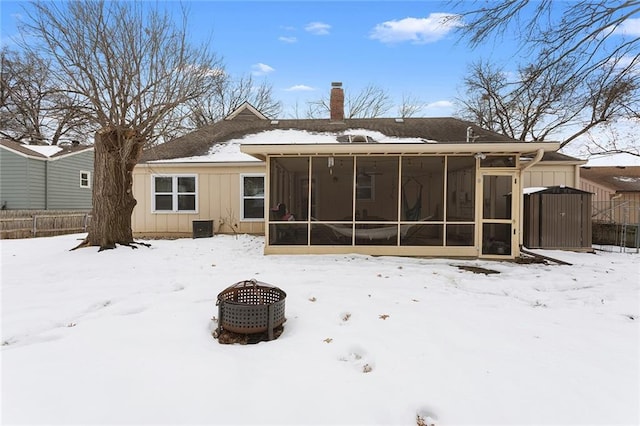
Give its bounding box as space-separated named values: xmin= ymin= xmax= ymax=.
xmin=0 ymin=48 xmax=88 ymax=145
xmin=186 ymin=73 xmax=282 ymax=127
xmin=21 ymin=0 xmax=223 ymax=250
xmin=583 ymin=122 xmax=640 ymax=157
xmin=457 ymin=58 xmax=636 ymax=144
xmin=455 ymin=0 xmax=640 ymax=150
xmin=306 ymin=84 xmax=393 ymax=118
xmin=398 ymin=93 xmax=424 ymax=118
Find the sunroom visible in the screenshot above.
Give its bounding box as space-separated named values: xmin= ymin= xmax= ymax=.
xmin=241 ymin=141 xmax=558 ymax=259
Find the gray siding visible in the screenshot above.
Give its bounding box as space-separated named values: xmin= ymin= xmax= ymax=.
xmin=0 ymin=149 xmax=46 ymax=209
xmin=47 ymin=150 xmax=94 ymax=210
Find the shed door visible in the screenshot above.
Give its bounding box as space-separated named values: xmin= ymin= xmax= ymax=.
xmin=480 ymin=173 xmax=517 ymax=257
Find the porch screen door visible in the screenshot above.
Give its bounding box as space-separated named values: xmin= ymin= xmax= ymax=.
xmin=481 ymin=173 xmax=517 ymax=257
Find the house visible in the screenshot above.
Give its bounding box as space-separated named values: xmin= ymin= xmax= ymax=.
xmin=581 ymin=153 xmax=640 ymax=225
xmin=133 ymin=82 xmax=578 ymax=259
xmin=0 ymin=139 xmax=94 ymax=210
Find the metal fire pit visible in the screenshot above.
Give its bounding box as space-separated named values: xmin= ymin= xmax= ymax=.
xmin=216 ymin=279 xmax=286 ymax=341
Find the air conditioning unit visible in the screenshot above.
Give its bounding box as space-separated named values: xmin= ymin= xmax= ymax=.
xmin=192 ymin=220 xmax=214 ymax=238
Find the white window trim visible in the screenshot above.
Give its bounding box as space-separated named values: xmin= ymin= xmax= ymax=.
xmin=356 ymin=174 xmax=375 ymax=201
xmin=240 ymin=173 xmax=265 ymax=221
xmin=80 ymin=171 xmax=91 ymax=188
xmin=151 ymin=174 xmax=198 ymax=213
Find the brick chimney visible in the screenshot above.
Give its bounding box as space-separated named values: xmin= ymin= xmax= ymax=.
xmin=330 ymin=82 xmax=344 ymax=121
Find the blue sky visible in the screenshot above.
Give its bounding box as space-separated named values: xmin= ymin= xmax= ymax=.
xmin=182 ymin=0 xmax=515 ymax=117
xmin=1 ymin=1 xmax=639 ymax=125
xmin=0 ymin=1 xmax=521 ymax=118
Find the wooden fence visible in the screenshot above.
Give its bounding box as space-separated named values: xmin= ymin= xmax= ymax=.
xmin=0 ymin=210 xmax=91 ymax=239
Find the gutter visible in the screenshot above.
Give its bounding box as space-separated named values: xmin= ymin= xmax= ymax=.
xmin=519 ymin=148 xmax=544 ymax=172
xmin=517 ymin=148 xmax=544 ymax=250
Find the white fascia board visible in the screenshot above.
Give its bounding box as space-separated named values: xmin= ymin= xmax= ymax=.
xmin=240 ymin=142 xmax=561 ymax=160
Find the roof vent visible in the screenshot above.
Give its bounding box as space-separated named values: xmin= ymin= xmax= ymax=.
xmin=336 ymin=134 xmax=377 ymax=144
xmin=270 ymin=120 xmax=279 ymax=125
xmin=466 ymin=126 xmax=479 ymax=143
xmin=395 ymin=118 xmax=404 ymax=123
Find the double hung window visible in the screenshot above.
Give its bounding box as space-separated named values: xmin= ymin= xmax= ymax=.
xmin=80 ymin=171 xmax=91 ymax=188
xmin=241 ymin=174 xmax=265 ymax=220
xmin=153 ymin=175 xmax=197 ymax=212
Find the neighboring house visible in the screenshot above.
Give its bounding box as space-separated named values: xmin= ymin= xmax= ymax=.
xmin=0 ymin=139 xmax=94 ymax=210
xmin=133 ymin=82 xmax=574 ymax=259
xmin=581 ymin=153 xmax=640 ymax=224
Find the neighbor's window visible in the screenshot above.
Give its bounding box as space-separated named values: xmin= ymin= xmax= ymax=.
xmin=241 ymin=174 xmax=265 ymax=220
xmin=80 ymin=171 xmax=91 ymax=188
xmin=153 ymin=175 xmax=197 ymax=212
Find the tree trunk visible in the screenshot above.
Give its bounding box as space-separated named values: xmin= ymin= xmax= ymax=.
xmin=76 ymin=127 xmax=143 ymax=251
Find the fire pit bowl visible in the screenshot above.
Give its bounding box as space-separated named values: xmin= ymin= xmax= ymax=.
xmin=216 ymin=279 xmax=286 ymax=341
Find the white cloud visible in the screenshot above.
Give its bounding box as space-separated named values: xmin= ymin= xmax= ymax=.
xmin=370 ymin=13 xmax=462 ymax=44
xmin=285 ymin=85 xmax=315 ymax=92
xmin=425 ymin=100 xmax=454 ymax=109
xmin=305 ymin=22 xmax=331 ymax=35
xmin=251 ymin=63 xmax=275 ymax=76
xmin=608 ymin=54 xmax=640 ymax=75
xmin=279 ymin=36 xmax=297 ymax=44
xmin=613 ymin=18 xmax=640 ymax=36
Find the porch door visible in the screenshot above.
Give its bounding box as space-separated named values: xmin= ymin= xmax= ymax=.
xmin=480 ymin=173 xmax=518 ymax=257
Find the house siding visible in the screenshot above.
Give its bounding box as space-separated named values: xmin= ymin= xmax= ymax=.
xmin=594 ymin=192 xmax=640 ymax=225
xmin=0 ymin=149 xmax=46 ymax=209
xmin=523 ymin=163 xmax=578 ymax=188
xmin=619 ymin=193 xmax=640 ymax=224
xmin=132 ymin=163 xmax=266 ymax=237
xmin=47 ymin=150 xmax=94 ymax=210
xmin=581 ymin=178 xmax=615 ymax=204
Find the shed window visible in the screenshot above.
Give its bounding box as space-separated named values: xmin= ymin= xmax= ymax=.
xmin=241 ymin=174 xmax=265 ymax=220
xmin=153 ymin=175 xmax=197 ymax=212
xmin=80 ymin=171 xmax=91 ymax=188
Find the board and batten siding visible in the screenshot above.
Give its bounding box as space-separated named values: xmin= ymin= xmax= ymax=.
xmin=523 ymin=163 xmax=580 ymax=189
xmin=0 ymin=148 xmax=46 ymax=209
xmin=580 ymin=178 xmax=615 ymax=204
xmin=132 ymin=163 xmax=266 ymax=238
xmin=615 ymin=192 xmax=640 ymax=225
xmin=47 ymin=150 xmax=94 ymax=210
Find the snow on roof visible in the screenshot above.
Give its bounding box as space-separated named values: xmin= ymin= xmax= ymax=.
xmin=234 ymin=128 xmax=433 ymax=145
xmin=523 ymin=187 xmax=548 ymax=195
xmin=583 ymin=153 xmax=640 ymax=168
xmin=153 ymin=142 xmax=261 ymax=163
xmin=150 ymin=129 xmax=433 ymax=163
xmin=20 ymin=144 xmax=63 ymax=157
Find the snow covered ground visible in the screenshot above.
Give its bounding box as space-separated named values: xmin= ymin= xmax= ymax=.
xmin=2 ymin=233 xmax=639 ymax=425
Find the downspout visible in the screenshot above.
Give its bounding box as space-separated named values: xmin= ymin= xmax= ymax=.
xmin=519 ymin=148 xmax=544 ymax=172
xmin=518 ymin=148 xmax=545 ymax=250
xmin=44 ymin=159 xmax=48 ymax=210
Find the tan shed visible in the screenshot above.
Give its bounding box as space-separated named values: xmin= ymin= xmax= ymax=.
xmin=523 ymin=186 xmax=592 ymax=251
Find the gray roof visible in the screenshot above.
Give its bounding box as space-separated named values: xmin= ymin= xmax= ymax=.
xmin=581 ymin=166 xmax=640 ymax=192
xmin=140 ymin=116 xmax=540 ymax=163
xmin=0 ymin=139 xmax=92 ymax=159
xmin=522 ymin=150 xmax=583 ymax=162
